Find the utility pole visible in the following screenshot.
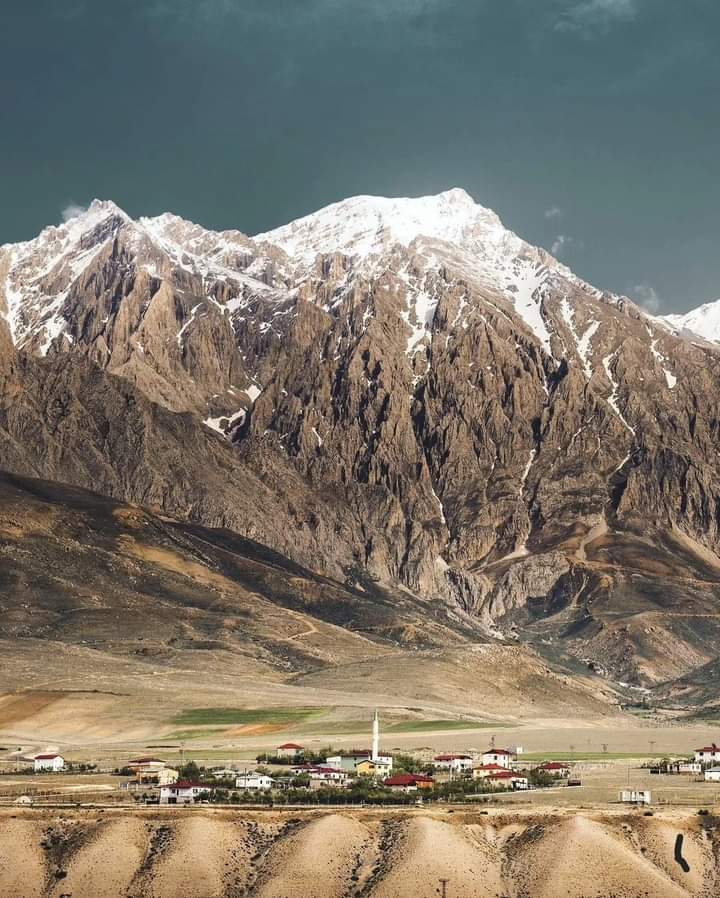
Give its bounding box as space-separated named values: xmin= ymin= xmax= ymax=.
xmin=649 ymin=740 xmax=656 ymax=756
xmin=438 ymin=878 xmax=449 ymax=898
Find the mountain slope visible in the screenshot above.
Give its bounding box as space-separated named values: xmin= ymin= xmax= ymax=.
xmin=1 ymin=190 xmax=719 ymax=700
xmin=0 ymin=469 xmax=621 ymax=736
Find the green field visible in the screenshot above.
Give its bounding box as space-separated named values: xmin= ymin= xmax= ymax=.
xmin=387 ymin=719 xmax=505 ymax=733
xmin=170 ymin=708 xmax=321 ymax=727
xmin=166 ymin=710 xmax=508 ymax=740
xmin=165 ymin=728 xmax=229 ymax=740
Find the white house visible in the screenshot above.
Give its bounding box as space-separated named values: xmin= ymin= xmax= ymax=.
xmin=235 ymin=772 xmax=274 ymax=790
xmin=704 ymin=767 xmax=720 ymax=782
xmin=160 ymin=781 xmax=208 ymax=804
xmin=34 ymin=754 xmax=65 ymax=772
xmin=433 ymin=754 xmax=473 ymax=774
xmin=694 ymin=743 xmax=720 ymax=766
xmin=480 ymin=749 xmax=513 ymax=769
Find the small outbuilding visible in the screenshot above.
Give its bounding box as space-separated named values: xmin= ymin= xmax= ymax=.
xmin=536 ymin=761 xmax=571 ymax=777
xmin=620 ymin=789 xmax=652 ymax=805
xmin=704 ymin=767 xmax=720 ymax=782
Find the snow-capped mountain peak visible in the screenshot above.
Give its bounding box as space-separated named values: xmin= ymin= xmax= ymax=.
xmin=661 ymin=299 xmax=720 ymax=344
xmin=253 ymin=188 xmax=510 ymax=264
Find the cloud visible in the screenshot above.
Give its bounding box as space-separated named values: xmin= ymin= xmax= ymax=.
xmin=61 ymin=203 xmax=88 ymax=223
xmin=551 ymin=234 xmax=568 ymax=255
xmin=556 ymin=0 xmax=637 ymax=35
xmin=550 ymin=233 xmax=584 ymax=258
xmin=630 ymin=282 xmax=661 ymax=313
xmin=545 ymin=206 xmax=563 ymax=220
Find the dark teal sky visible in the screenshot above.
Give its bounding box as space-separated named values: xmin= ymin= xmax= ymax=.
xmin=3 ymin=0 xmax=719 ymax=311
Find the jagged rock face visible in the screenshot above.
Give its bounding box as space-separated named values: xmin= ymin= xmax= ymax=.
xmin=1 ymin=189 xmax=720 ymax=693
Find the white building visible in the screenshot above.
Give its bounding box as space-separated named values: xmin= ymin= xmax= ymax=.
xmin=325 ymin=752 xmax=371 ymax=772
xmin=675 ymin=762 xmax=701 ymax=775
xmin=480 ymin=749 xmax=513 ymax=769
xmin=620 ymin=790 xmax=652 ymax=805
xmin=33 ymin=754 xmax=65 ymax=772
xmin=160 ymin=781 xmax=208 ymax=804
xmin=235 ymin=772 xmax=274 ymax=790
xmin=704 ymin=767 xmax=720 ymax=782
xmin=433 ymin=754 xmax=473 ymax=774
xmin=694 ymin=743 xmax=720 ymax=766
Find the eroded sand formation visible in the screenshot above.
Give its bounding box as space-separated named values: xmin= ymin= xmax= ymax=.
xmin=0 ymin=807 xmax=717 ymax=898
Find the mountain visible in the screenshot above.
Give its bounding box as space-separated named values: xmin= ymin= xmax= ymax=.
xmin=662 ymin=298 xmax=720 ymax=344
xmin=1 ymin=189 xmax=720 ymax=706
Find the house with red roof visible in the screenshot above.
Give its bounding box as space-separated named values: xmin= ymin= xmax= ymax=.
xmin=33 ymin=753 xmax=65 ymax=772
xmin=480 ymin=748 xmax=514 ymax=769
xmin=694 ymin=743 xmax=720 ymax=766
xmin=277 ymin=742 xmax=305 ymax=758
xmin=160 ymin=781 xmax=209 ymax=804
xmin=536 ymin=761 xmax=571 ymax=777
xmin=383 ymin=774 xmax=434 ymax=793
xmin=486 ymin=770 xmax=528 ymax=790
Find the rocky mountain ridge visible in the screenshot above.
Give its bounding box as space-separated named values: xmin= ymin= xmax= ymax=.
xmin=1 ymin=189 xmax=720 ymax=699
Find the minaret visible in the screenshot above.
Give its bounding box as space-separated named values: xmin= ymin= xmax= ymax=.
xmin=372 ymin=709 xmax=380 ymax=761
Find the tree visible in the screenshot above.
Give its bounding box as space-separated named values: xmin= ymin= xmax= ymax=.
xmin=179 ymin=761 xmax=202 ymax=781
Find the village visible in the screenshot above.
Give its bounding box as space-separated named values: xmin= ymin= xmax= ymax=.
xmin=5 ymin=715 xmax=720 ymax=810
